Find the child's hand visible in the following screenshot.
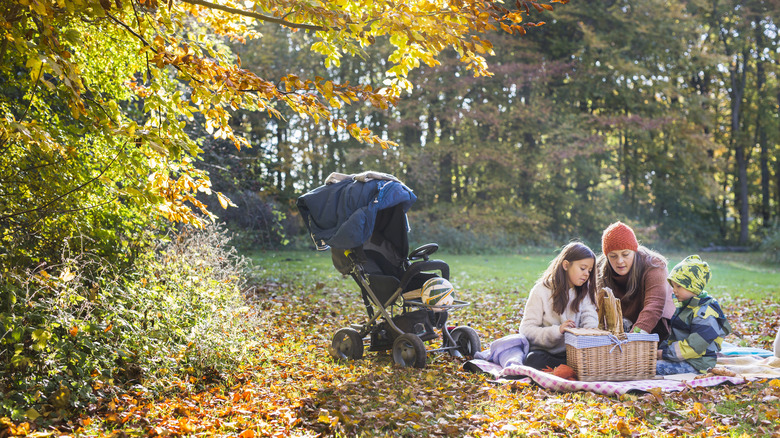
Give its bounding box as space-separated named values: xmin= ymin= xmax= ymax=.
xmin=657 ymin=349 xmax=663 ymax=360
xmin=559 ymin=320 xmax=575 ymax=334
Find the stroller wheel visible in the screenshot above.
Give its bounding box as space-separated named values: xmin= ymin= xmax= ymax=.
xmin=331 ymin=328 xmax=364 ymax=361
xmin=448 ymin=326 xmax=481 ymax=358
xmin=392 ymin=333 xmax=427 ymax=368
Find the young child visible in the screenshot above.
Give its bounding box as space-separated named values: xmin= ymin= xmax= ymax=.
xmin=519 ymin=242 xmax=599 ymax=370
xmin=656 ymin=255 xmax=732 ymax=375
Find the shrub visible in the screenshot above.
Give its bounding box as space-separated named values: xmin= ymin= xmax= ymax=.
xmin=406 ymin=204 xmax=555 ymax=253
xmin=213 ymin=191 xmax=294 ymax=251
xmin=0 ymin=223 xmax=260 ymax=421
xmin=760 ymin=223 xmax=780 ymax=263
xmin=408 ymin=221 xmax=520 ymax=254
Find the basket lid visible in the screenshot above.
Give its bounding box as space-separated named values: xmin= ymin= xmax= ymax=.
xmin=564 ymin=327 xmax=612 ymax=336
xmin=565 ymin=331 xmax=659 ymax=349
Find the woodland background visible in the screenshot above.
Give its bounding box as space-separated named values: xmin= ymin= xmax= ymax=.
xmin=212 ymin=0 xmax=780 ymax=253
xmin=2 ymin=0 xmax=780 ymax=435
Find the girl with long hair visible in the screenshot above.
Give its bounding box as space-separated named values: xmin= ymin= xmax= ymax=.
xmin=519 ymin=241 xmax=599 ymax=370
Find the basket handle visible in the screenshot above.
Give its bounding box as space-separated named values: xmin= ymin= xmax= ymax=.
xmin=601 ymin=286 xmax=617 ymax=300
xmin=596 ymin=287 xmax=617 ymax=314
xmin=597 ymin=287 xmax=624 ymax=336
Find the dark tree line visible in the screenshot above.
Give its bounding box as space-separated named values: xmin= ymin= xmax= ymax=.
xmin=211 ymin=0 xmax=780 ymax=249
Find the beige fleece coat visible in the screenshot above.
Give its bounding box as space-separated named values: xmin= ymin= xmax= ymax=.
xmin=519 ymin=282 xmax=599 ymax=355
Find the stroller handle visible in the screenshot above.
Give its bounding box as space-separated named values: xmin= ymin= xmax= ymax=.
xmin=399 ymin=259 xmax=449 ymax=290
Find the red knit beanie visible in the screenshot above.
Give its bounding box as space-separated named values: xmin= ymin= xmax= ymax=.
xmin=601 ymin=221 xmax=639 ymax=254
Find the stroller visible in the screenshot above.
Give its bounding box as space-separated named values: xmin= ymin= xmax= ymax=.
xmin=297 ymin=172 xmax=481 ymax=368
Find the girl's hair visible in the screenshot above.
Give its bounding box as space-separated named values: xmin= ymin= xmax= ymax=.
xmin=597 ymin=245 xmax=667 ymax=301
xmin=540 ymin=241 xmax=597 ymax=315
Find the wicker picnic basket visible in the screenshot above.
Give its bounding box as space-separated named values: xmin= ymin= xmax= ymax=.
xmin=564 ymin=288 xmax=659 ymax=381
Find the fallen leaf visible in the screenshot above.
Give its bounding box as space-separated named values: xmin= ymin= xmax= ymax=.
xmin=616 ymin=419 xmax=631 ymax=437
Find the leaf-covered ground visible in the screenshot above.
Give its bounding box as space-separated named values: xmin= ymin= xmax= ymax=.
xmin=6 ymin=275 xmax=780 ymax=437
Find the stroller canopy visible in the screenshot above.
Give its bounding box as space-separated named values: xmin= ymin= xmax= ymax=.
xmin=296 ymin=172 xmax=417 ymax=251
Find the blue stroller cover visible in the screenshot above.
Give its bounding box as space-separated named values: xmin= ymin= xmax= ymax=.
xmin=296 ymin=175 xmax=417 ymax=251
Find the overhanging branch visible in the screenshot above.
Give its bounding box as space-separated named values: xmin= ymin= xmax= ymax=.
xmin=180 ymin=0 xmax=328 ymax=32
xmin=0 ymin=141 xmax=130 ymax=221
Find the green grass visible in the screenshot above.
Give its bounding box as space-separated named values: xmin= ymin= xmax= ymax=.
xmin=248 ymin=249 xmax=780 ymax=301
xmin=236 ymin=248 xmax=780 ymax=437
xmin=666 ymin=252 xmax=780 ymax=300
xmin=247 ymin=249 xmax=344 ymax=286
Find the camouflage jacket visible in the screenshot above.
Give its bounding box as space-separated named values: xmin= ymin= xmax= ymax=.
xmin=659 ymin=294 xmax=732 ymax=373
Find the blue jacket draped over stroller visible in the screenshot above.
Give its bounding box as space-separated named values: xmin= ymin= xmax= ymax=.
xmin=297 ymin=175 xmax=416 ymax=252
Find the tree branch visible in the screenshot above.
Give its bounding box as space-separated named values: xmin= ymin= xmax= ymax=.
xmin=28 ymin=198 xmax=118 ymax=228
xmin=106 ymin=11 xmax=153 ymax=48
xmin=179 ymin=0 xmax=328 ymax=32
xmin=106 ymin=11 xmax=206 ymax=88
xmin=17 ymin=63 xmax=43 ymax=124
xmin=0 ymin=142 xmax=129 ymax=221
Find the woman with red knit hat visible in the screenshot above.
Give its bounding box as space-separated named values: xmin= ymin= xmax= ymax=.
xmin=597 ymin=221 xmax=675 ymax=340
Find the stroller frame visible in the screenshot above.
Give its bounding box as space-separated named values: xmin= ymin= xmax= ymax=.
xmin=331 ymin=243 xmax=481 ymax=368
xmin=297 ymin=174 xmax=481 ymax=368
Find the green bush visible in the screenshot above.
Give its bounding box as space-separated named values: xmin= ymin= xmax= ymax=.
xmin=760 ymin=223 xmax=780 ymax=263
xmin=0 ymin=223 xmax=260 ymax=421
xmin=408 ymin=221 xmax=520 ymax=254
xmin=406 ymin=205 xmax=556 ymax=253
xmin=213 ymin=191 xmax=296 ymax=251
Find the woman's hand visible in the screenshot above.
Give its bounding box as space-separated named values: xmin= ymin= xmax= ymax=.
xmin=657 ymin=349 xmax=663 ymax=360
xmin=559 ymin=320 xmax=575 ymax=334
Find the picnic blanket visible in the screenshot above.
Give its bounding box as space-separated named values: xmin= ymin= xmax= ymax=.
xmin=473 ymin=334 xmax=529 ymax=368
xmin=464 ymin=360 xmax=746 ymax=396
xmin=716 ymin=355 xmax=780 ymax=378
xmin=463 ymin=339 xmax=780 ymax=396
xmin=719 ymin=341 xmax=775 ymax=358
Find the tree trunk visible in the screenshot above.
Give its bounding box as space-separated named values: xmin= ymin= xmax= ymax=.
xmin=520 ymin=132 xmax=537 ymax=205
xmin=756 ymin=21 xmax=771 ymax=228
xmin=754 ymin=33 xmax=770 ymax=227
xmin=439 ymin=150 xmax=453 ymax=204
xmin=777 ymin=90 xmax=780 ymax=219
xmin=619 ymin=132 xmax=631 ymax=211
xmin=730 ymin=49 xmax=749 ymax=245
xmin=438 ymin=114 xmax=454 ymax=204
xmin=276 ymin=120 xmax=286 ymax=191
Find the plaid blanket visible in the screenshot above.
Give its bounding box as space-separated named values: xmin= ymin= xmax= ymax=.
xmin=464 ymin=360 xmax=747 ymax=396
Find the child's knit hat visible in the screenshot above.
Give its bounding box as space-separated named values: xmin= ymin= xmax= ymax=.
xmin=668 ymin=255 xmax=711 ymax=296
xmin=601 ymin=221 xmax=639 ymax=255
